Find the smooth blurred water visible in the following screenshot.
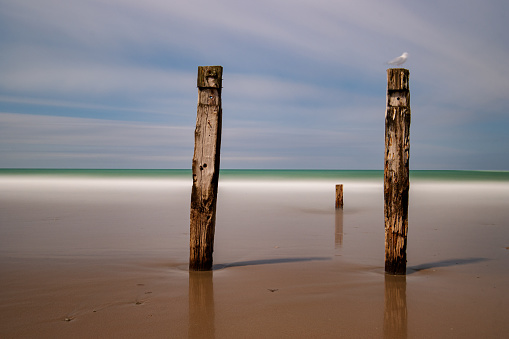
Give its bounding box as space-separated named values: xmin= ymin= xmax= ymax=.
xmin=1 ymin=169 xmax=508 ymax=270
xmin=2 ymin=168 xmax=507 ymax=181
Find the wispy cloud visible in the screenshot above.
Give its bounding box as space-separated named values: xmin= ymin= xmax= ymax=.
xmin=0 ymin=112 xmax=193 ymax=168
xmin=1 ymin=0 xmax=509 ymax=169
xmin=0 ymin=55 xmax=195 ymax=97
xmin=0 ymin=95 xmax=180 ymax=116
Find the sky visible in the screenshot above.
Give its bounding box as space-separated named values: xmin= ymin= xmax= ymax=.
xmin=1 ymin=0 xmax=509 ymax=170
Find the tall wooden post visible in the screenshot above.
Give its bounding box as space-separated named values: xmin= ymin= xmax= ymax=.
xmin=384 ymin=68 xmax=410 ymax=275
xmin=190 ymin=66 xmax=223 ymax=271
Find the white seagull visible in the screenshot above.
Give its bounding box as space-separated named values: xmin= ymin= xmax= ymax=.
xmin=387 ymin=52 xmax=408 ymax=66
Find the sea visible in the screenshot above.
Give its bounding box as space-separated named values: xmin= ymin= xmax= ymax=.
xmin=1 ymin=168 xmax=508 ymax=268
xmin=1 ymin=168 xmax=509 ymax=181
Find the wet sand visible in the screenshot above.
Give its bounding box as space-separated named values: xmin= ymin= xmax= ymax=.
xmin=1 ymin=176 xmax=509 ymax=338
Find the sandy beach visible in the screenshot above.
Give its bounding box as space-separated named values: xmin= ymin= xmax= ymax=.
xmin=1 ymin=174 xmax=508 ymax=338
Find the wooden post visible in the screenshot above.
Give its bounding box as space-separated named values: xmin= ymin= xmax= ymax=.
xmin=384 ymin=68 xmax=410 ymax=275
xmin=190 ymin=66 xmax=223 ymax=271
xmin=335 ymin=184 xmax=343 ymax=209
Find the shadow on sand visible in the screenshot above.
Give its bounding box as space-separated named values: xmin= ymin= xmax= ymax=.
xmin=212 ymin=257 xmax=331 ymax=270
xmin=408 ymin=257 xmax=489 ymax=274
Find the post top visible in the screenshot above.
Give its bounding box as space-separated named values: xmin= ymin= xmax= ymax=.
xmin=197 ymin=66 xmax=223 ymax=88
xmin=387 ymin=68 xmax=409 ymax=91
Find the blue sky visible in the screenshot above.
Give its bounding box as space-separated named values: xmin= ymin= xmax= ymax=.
xmin=1 ymin=0 xmax=508 ymax=170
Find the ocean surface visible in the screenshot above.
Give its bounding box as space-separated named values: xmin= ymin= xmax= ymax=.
xmin=1 ymin=168 xmax=508 ymax=267
xmin=1 ymin=168 xmax=509 ymax=181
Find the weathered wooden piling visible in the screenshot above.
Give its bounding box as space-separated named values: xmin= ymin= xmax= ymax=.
xmin=190 ymin=66 xmax=223 ymax=271
xmin=384 ymin=68 xmax=410 ymax=275
xmin=335 ymin=184 xmax=344 ymax=209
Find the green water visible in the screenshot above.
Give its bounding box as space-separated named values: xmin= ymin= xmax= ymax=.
xmin=1 ymin=168 xmax=508 ymax=182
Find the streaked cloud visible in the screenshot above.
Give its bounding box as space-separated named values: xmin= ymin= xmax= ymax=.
xmin=1 ymin=0 xmax=508 ymax=169
xmin=0 ymin=112 xmax=193 ymax=168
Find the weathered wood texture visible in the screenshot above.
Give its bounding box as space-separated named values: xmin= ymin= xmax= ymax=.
xmin=335 ymin=184 xmax=344 ymax=209
xmin=384 ymin=68 xmax=410 ymax=275
xmin=190 ymin=66 xmax=223 ymax=271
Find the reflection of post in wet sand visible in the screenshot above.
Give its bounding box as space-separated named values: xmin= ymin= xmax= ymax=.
xmin=335 ymin=208 xmax=343 ymax=248
xmin=384 ymin=274 xmax=408 ymax=339
xmin=188 ymin=271 xmax=215 ymax=339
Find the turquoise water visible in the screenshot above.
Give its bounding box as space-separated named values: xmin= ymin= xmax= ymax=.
xmin=0 ymin=168 xmax=508 ymax=182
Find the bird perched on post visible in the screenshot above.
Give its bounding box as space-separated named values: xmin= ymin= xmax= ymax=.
xmin=387 ymin=52 xmax=408 ymax=67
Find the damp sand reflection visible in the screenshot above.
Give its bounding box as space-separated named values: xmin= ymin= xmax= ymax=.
xmin=384 ymin=274 xmax=407 ymax=339
xmin=335 ymin=208 xmax=344 ymax=248
xmin=188 ymin=271 xmax=215 ymax=339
